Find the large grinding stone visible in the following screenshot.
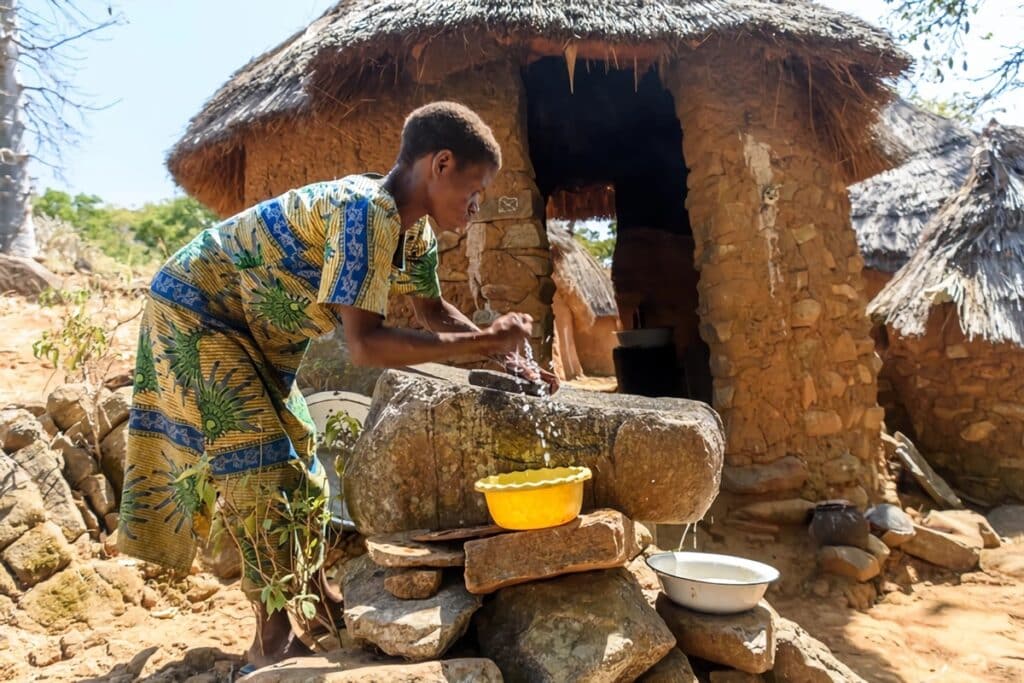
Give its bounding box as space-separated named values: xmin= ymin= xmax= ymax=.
xmin=345 ymin=365 xmax=724 ymax=534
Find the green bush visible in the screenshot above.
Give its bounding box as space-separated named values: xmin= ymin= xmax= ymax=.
xmin=33 ymin=189 xmax=218 ymax=266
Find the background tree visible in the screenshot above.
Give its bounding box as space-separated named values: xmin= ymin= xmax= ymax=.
xmin=0 ymin=1 xmax=119 ymax=256
xmin=34 ymin=187 xmax=217 ymax=265
xmin=885 ymin=0 xmax=1022 ymax=114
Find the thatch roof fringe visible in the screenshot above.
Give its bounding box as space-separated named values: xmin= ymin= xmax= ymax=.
xmin=869 ymin=121 xmax=1024 ymax=347
xmin=167 ymin=1 xmax=909 ymax=214
xmin=851 ymin=99 xmax=978 ymax=273
xmin=548 ymin=222 xmax=617 ymax=325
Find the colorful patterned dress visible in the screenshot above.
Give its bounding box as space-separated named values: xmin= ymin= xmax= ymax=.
xmin=118 ymin=175 xmax=441 ymax=575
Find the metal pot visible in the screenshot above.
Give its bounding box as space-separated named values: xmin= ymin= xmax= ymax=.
xmin=808 ymin=500 xmax=870 ymax=549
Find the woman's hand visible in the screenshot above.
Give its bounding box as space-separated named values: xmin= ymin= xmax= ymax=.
xmin=485 ymin=312 xmax=533 ymax=355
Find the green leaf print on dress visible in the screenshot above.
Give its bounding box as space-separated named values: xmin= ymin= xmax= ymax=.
xmin=227 ymin=229 xmax=264 ymax=270
xmin=134 ymin=327 xmax=160 ymax=394
xmin=410 ymin=243 xmax=441 ymax=299
xmin=251 ymin=277 xmax=317 ymax=335
xmin=117 ymin=463 xmax=153 ymax=541
xmin=159 ymin=319 xmax=206 ymax=397
xmin=196 ymin=362 xmax=259 ymax=443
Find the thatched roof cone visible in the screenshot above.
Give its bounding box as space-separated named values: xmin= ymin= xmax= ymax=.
xmin=548 ymin=223 xmax=617 ymax=326
xmin=851 ymin=99 xmax=978 ymax=273
xmin=167 ymin=1 xmax=909 ymax=214
xmin=869 ymin=121 xmax=1024 ymax=347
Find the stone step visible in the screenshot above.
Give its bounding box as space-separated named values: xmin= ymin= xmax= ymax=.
xmin=463 ymin=509 xmax=638 ymax=594
xmin=365 ymin=531 xmax=464 ymax=568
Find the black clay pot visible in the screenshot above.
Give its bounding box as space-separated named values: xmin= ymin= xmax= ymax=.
xmin=808 ymin=500 xmax=870 ymax=549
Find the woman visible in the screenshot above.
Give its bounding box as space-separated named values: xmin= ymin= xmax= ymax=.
xmin=118 ymin=102 xmax=555 ymax=665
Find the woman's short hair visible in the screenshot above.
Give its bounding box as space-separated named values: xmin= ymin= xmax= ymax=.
xmin=398 ymin=102 xmax=502 ymax=169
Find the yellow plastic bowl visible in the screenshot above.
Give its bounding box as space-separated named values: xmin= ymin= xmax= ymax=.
xmin=474 ymin=466 xmax=593 ymax=530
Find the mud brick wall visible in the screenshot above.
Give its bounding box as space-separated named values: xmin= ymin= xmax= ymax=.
xmin=883 ymin=306 xmax=1024 ymax=503
xmin=665 ymin=50 xmax=884 ymax=506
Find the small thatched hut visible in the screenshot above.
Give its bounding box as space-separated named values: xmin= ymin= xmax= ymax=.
xmin=547 ymin=223 xmax=618 ymax=380
xmin=851 ymin=99 xmax=977 ymax=299
xmin=870 ymin=121 xmax=1024 ymax=503
xmin=168 ymin=1 xmax=909 ymax=506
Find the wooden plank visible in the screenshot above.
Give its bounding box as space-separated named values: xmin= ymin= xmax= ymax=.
xmin=410 ymin=524 xmax=507 ymax=544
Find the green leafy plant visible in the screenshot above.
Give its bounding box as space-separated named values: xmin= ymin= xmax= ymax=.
xmin=320 ymin=410 xmax=362 ymax=479
xmin=217 ymin=462 xmax=343 ymax=652
xmin=32 ymin=284 xmax=143 ymax=455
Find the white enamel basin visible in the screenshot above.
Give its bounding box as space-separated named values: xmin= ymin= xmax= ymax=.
xmin=646 ymin=551 xmax=780 ymax=614
xmin=306 ymin=391 xmax=372 ymax=530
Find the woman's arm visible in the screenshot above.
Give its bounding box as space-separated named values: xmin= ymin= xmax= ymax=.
xmin=329 ymin=303 xmax=531 ymax=368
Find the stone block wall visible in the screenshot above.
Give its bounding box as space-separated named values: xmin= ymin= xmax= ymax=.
xmin=883 ymin=307 xmax=1024 ymax=502
xmin=665 ymin=50 xmax=884 ymax=506
xmin=240 ymin=61 xmax=554 ymax=361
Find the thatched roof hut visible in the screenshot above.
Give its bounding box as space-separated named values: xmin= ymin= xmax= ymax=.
xmin=869 ymin=121 xmax=1024 ymax=502
xmin=167 ymin=0 xmax=909 ymax=522
xmin=850 ymin=99 xmax=977 ymax=297
xmin=169 ymin=0 xmax=908 ymax=215
xmin=547 ymin=223 xmax=618 ymax=379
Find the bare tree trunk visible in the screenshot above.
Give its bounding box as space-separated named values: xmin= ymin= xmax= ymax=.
xmin=0 ymin=0 xmax=37 ymax=257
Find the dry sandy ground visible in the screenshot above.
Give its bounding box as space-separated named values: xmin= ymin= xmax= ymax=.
xmin=2 ymin=292 xmax=1023 ymax=682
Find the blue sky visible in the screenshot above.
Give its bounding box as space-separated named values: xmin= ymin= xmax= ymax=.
xmin=28 ymin=0 xmax=1024 ymax=207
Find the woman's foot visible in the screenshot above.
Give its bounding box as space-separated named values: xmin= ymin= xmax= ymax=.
xmin=244 ymin=607 xmax=313 ymax=669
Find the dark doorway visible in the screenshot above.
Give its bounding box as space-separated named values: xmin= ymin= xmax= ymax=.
xmin=523 ymin=56 xmax=712 ymax=403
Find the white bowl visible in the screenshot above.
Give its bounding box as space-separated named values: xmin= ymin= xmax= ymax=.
xmin=646 ymin=551 xmax=780 ymax=614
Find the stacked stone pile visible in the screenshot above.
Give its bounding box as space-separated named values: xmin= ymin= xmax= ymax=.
xmin=2 ymin=383 xmax=131 ymax=546
xmin=0 ymin=384 xmax=237 ymax=677
xmin=249 ymin=367 xmax=872 ymax=682
xmin=811 ymin=500 xmax=1007 ymax=608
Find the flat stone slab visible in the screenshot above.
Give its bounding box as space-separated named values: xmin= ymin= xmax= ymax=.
xmin=410 ymin=524 xmax=505 ymax=543
xmin=477 ymin=568 xmax=676 ymax=683
xmin=366 ymin=531 xmax=464 ymax=568
xmin=923 ymin=510 xmax=1000 ymax=549
xmin=463 ymin=509 xmax=636 ymax=594
xmin=774 ymin=616 xmax=867 ymax=682
xmin=818 ymin=546 xmax=880 ymax=582
xmin=346 ymin=365 xmax=724 ymax=535
xmin=722 ymin=456 xmax=808 ymax=495
xmin=656 ymin=597 xmax=776 ymax=674
xmin=892 ymin=432 xmax=963 ymax=509
xmin=384 ymin=569 xmax=442 ymax=600
xmin=902 ymin=524 xmax=980 ymax=572
xmin=244 ymin=650 xmax=503 ymax=682
xmin=342 ymin=555 xmax=480 ymax=662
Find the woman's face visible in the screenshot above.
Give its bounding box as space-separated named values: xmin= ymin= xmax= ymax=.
xmin=425 ymin=151 xmax=497 ymax=231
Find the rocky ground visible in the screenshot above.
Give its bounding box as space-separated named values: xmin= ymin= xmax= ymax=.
xmin=2 ymin=287 xmax=1024 ymax=682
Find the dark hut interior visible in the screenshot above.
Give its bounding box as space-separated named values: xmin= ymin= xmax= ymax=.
xmin=524 ymin=57 xmax=711 ymax=402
